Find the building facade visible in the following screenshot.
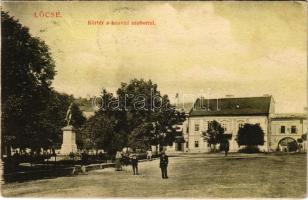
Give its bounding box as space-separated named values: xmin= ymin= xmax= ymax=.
xmin=168 ymin=96 xmax=307 ymax=153
xmin=269 ymin=113 xmax=307 ymax=152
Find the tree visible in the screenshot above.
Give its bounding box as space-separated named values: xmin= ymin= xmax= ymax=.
xmin=202 ymin=120 xmax=225 ymax=151
xmin=116 ymin=79 xmax=186 ymax=150
xmin=79 ymin=111 xmax=125 ymax=156
xmin=237 ymin=123 xmax=264 ymax=151
xmin=42 ymin=91 xmax=86 ymax=150
xmin=287 ymin=140 xmax=298 ymax=152
xmin=82 ymin=79 xmax=186 ymax=154
xmin=128 ymin=123 xmax=153 ymax=150
xmin=1 ymin=12 xmax=56 ymax=153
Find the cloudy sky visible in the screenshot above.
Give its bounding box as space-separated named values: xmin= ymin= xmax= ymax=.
xmin=3 ymin=1 xmax=307 ymax=113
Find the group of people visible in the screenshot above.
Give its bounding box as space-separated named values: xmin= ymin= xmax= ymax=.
xmin=115 ymin=151 xmax=140 ymax=175
xmin=114 ymin=150 xmax=169 ymax=179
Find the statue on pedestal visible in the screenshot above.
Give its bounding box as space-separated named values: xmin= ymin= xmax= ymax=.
xmin=60 ymin=102 xmax=77 ymax=155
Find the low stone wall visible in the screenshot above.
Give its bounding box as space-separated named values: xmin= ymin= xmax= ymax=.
xmin=74 ymin=163 xmax=115 ymax=174
xmin=3 ymin=163 xmax=115 ymax=183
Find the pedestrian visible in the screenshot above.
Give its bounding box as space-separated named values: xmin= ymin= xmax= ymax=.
xmin=115 ymin=151 xmax=122 ymax=171
xmin=131 ymin=153 xmax=139 ymax=175
xmin=147 ymin=149 xmax=152 ymax=160
xmin=123 ymin=153 xmax=129 ymax=166
xmin=224 ymin=140 xmax=229 ymax=157
xmin=98 ymin=151 xmax=104 ymax=161
xmin=159 ymin=152 xmax=169 ymax=179
xmin=81 ymin=150 xmax=88 ymax=173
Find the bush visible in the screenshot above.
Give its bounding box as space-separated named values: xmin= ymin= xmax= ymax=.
xmin=69 ymin=152 xmax=76 ymax=160
xmin=238 ymin=146 xmax=260 ymax=153
xmin=237 ymin=124 xmax=264 ymax=147
xmin=287 ymin=141 xmax=298 ymax=152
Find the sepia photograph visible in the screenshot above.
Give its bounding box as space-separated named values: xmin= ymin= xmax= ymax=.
xmin=1 ymin=1 xmax=307 ymax=198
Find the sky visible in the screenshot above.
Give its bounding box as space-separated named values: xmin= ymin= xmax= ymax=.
xmin=2 ymin=1 xmax=307 ymax=113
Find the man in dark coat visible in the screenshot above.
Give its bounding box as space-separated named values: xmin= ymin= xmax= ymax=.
xmin=131 ymin=153 xmax=139 ymax=175
xmin=81 ymin=150 xmax=88 ymax=166
xmin=159 ymin=152 xmax=169 ymax=179
xmin=224 ymin=140 xmax=229 ymax=157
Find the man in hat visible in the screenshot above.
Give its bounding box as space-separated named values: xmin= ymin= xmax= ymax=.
xmin=159 ymin=152 xmax=169 ymax=179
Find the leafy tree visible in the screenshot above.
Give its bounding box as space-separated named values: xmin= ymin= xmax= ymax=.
xmin=79 ymin=111 xmax=125 ymax=156
xmin=116 ymin=79 xmax=186 ymax=150
xmin=202 ymin=120 xmax=225 ymax=151
xmin=1 ymin=12 xmax=56 ymax=153
xmin=44 ymin=91 xmax=86 ymax=150
xmin=128 ymin=123 xmax=154 ymax=150
xmin=237 ymin=123 xmax=264 ymax=150
xmin=287 ymin=140 xmax=298 ymax=152
xmin=83 ymin=79 xmax=186 ymax=154
xmin=1 ymin=12 xmax=86 ymax=154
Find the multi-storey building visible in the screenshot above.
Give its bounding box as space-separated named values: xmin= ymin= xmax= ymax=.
xmin=168 ymin=95 xmax=307 ymax=153
xmin=183 ymin=96 xmax=274 ymax=152
xmin=270 ymin=113 xmax=307 ymax=152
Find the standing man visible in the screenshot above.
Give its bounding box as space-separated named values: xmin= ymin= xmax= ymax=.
xmin=224 ymin=140 xmax=229 ymax=157
xmin=115 ymin=151 xmax=122 ymax=171
xmin=159 ymin=152 xmax=169 ymax=179
xmin=81 ymin=150 xmax=88 ymax=173
xmin=131 ymin=153 xmax=139 ymax=175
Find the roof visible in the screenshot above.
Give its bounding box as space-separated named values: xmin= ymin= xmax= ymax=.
xmin=190 ymin=96 xmax=272 ymax=117
xmin=271 ymin=113 xmax=307 ymax=120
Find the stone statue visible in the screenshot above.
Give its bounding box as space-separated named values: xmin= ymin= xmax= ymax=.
xmin=65 ymin=103 xmax=73 ymax=126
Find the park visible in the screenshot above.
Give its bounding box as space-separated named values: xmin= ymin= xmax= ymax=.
xmin=2 ymin=153 xmax=306 ymax=198
xmin=1 ymin=3 xmax=307 ymax=198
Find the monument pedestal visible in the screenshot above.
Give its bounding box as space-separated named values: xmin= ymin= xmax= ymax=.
xmin=60 ymin=125 xmax=78 ymax=155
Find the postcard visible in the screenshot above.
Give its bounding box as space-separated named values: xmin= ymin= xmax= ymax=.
xmin=1 ymin=1 xmax=307 ymax=198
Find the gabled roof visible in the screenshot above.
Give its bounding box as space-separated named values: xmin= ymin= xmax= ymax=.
xmin=190 ymin=96 xmax=272 ymax=117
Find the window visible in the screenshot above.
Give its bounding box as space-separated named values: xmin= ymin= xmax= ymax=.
xmin=280 ymin=126 xmax=286 ymax=134
xmin=186 ymin=142 xmax=189 ymax=148
xmin=186 ymin=126 xmax=189 ymax=133
xmin=195 ymin=124 xmax=200 ymax=132
xmin=291 ymin=126 xmax=297 ymax=134
xmin=195 ymin=141 xmax=199 ymax=148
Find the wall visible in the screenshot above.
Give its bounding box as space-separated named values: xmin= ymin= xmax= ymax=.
xmin=183 ymin=116 xmax=269 ymax=152
xmin=270 ymin=118 xmax=307 ymax=151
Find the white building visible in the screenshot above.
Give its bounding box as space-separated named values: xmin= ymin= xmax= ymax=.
xmin=181 ymin=96 xmax=275 ymax=152
xmin=167 ymin=96 xmax=308 ymax=153
xmin=269 ymin=113 xmax=307 ymax=152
